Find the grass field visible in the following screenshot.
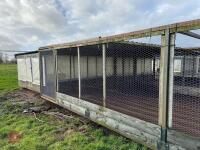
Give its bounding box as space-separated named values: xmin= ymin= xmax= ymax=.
xmin=0 ymin=64 xmax=148 ymax=150
xmin=0 ymin=64 xmax=18 ymax=96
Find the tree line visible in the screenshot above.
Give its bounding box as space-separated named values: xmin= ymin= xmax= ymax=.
xmin=0 ymin=53 xmax=16 ymax=64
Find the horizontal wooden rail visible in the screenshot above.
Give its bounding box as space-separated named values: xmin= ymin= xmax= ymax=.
xmin=39 ymin=19 xmax=200 ymax=50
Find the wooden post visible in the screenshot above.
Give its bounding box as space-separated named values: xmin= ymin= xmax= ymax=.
xmin=102 ymin=44 xmax=106 ymax=107
xmin=158 ymin=28 xmax=175 ymax=147
xmin=77 ymin=46 xmax=81 ymax=99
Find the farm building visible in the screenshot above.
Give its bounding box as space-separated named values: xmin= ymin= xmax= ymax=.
xmin=16 ymin=19 xmax=200 ymax=150
xmin=15 ymin=51 xmax=40 ymax=92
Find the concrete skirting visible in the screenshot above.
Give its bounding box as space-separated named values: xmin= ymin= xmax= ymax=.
xmin=18 ymin=80 xmax=40 ymax=93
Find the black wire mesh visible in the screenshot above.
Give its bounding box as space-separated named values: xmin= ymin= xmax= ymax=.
xmin=57 ymin=48 xmax=79 ymax=98
xmin=172 ymin=48 xmax=200 ymax=137
xmin=40 ymin=50 xmax=56 ymax=98
xmin=80 ymin=45 xmax=103 ymax=106
xmin=105 ymin=42 xmax=160 ymax=124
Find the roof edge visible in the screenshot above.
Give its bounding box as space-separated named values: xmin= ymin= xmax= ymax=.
xmin=39 ymin=19 xmax=200 ymax=51
xmin=15 ymin=51 xmax=38 ymax=57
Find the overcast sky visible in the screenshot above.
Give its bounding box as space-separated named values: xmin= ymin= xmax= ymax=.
xmin=0 ymin=0 xmax=200 ymax=53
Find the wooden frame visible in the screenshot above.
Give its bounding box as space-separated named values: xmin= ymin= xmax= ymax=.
xmin=56 ymin=92 xmax=160 ymax=149
xmin=17 ymin=19 xmax=200 ymax=150
xmin=158 ymin=29 xmax=175 ymax=129
xmin=39 ymin=19 xmax=200 ymax=51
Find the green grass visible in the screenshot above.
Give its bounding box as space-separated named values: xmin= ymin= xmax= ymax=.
xmin=0 ymin=64 xmax=18 ymax=96
xmin=0 ymin=100 xmax=147 ymax=150
xmin=0 ymin=64 xmax=148 ymax=150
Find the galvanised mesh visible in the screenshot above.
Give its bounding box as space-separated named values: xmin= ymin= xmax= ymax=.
xmin=172 ymin=48 xmax=200 ymax=137
xmin=57 ymin=48 xmax=79 ymax=98
xmin=40 ymin=50 xmax=56 ymax=98
xmin=105 ymin=42 xmax=160 ymax=124
xmin=80 ymin=44 xmax=103 ymax=106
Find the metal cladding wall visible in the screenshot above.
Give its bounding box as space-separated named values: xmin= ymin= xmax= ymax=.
xmin=16 ymin=52 xmax=40 ymax=92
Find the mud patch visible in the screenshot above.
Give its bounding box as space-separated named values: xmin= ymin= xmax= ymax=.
xmin=8 ymin=131 xmax=23 ymax=143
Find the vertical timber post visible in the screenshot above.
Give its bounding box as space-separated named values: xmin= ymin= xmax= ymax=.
xmin=158 ymin=28 xmax=175 ymax=150
xmin=77 ymin=46 xmax=81 ymax=99
xmin=102 ymin=44 xmax=106 ymax=107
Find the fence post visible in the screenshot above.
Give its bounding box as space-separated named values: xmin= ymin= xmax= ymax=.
xmin=158 ymin=28 xmax=175 ymax=149
xmin=102 ymin=44 xmax=106 ymax=107
xmin=77 ymin=46 xmax=81 ymax=99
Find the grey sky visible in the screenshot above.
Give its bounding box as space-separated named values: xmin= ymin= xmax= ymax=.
xmin=0 ymin=0 xmax=200 ymax=53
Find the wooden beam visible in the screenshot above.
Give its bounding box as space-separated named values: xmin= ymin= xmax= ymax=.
xmin=56 ymin=92 xmax=161 ymax=150
xmin=39 ymin=19 xmax=200 ymax=51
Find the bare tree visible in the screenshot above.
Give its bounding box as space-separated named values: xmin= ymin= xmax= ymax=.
xmin=4 ymin=54 xmax=8 ymax=64
xmin=9 ymin=58 xmax=17 ymax=64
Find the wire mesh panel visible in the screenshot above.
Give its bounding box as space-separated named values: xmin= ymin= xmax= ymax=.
xmin=57 ymin=48 xmax=79 ymax=98
xmin=172 ymin=48 xmax=200 ymax=137
xmin=80 ymin=45 xmax=103 ymax=106
xmin=40 ymin=50 xmax=56 ymax=98
xmin=105 ymin=42 xmax=160 ymax=124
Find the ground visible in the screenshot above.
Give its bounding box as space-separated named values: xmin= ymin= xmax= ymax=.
xmin=0 ymin=64 xmax=149 ymax=150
